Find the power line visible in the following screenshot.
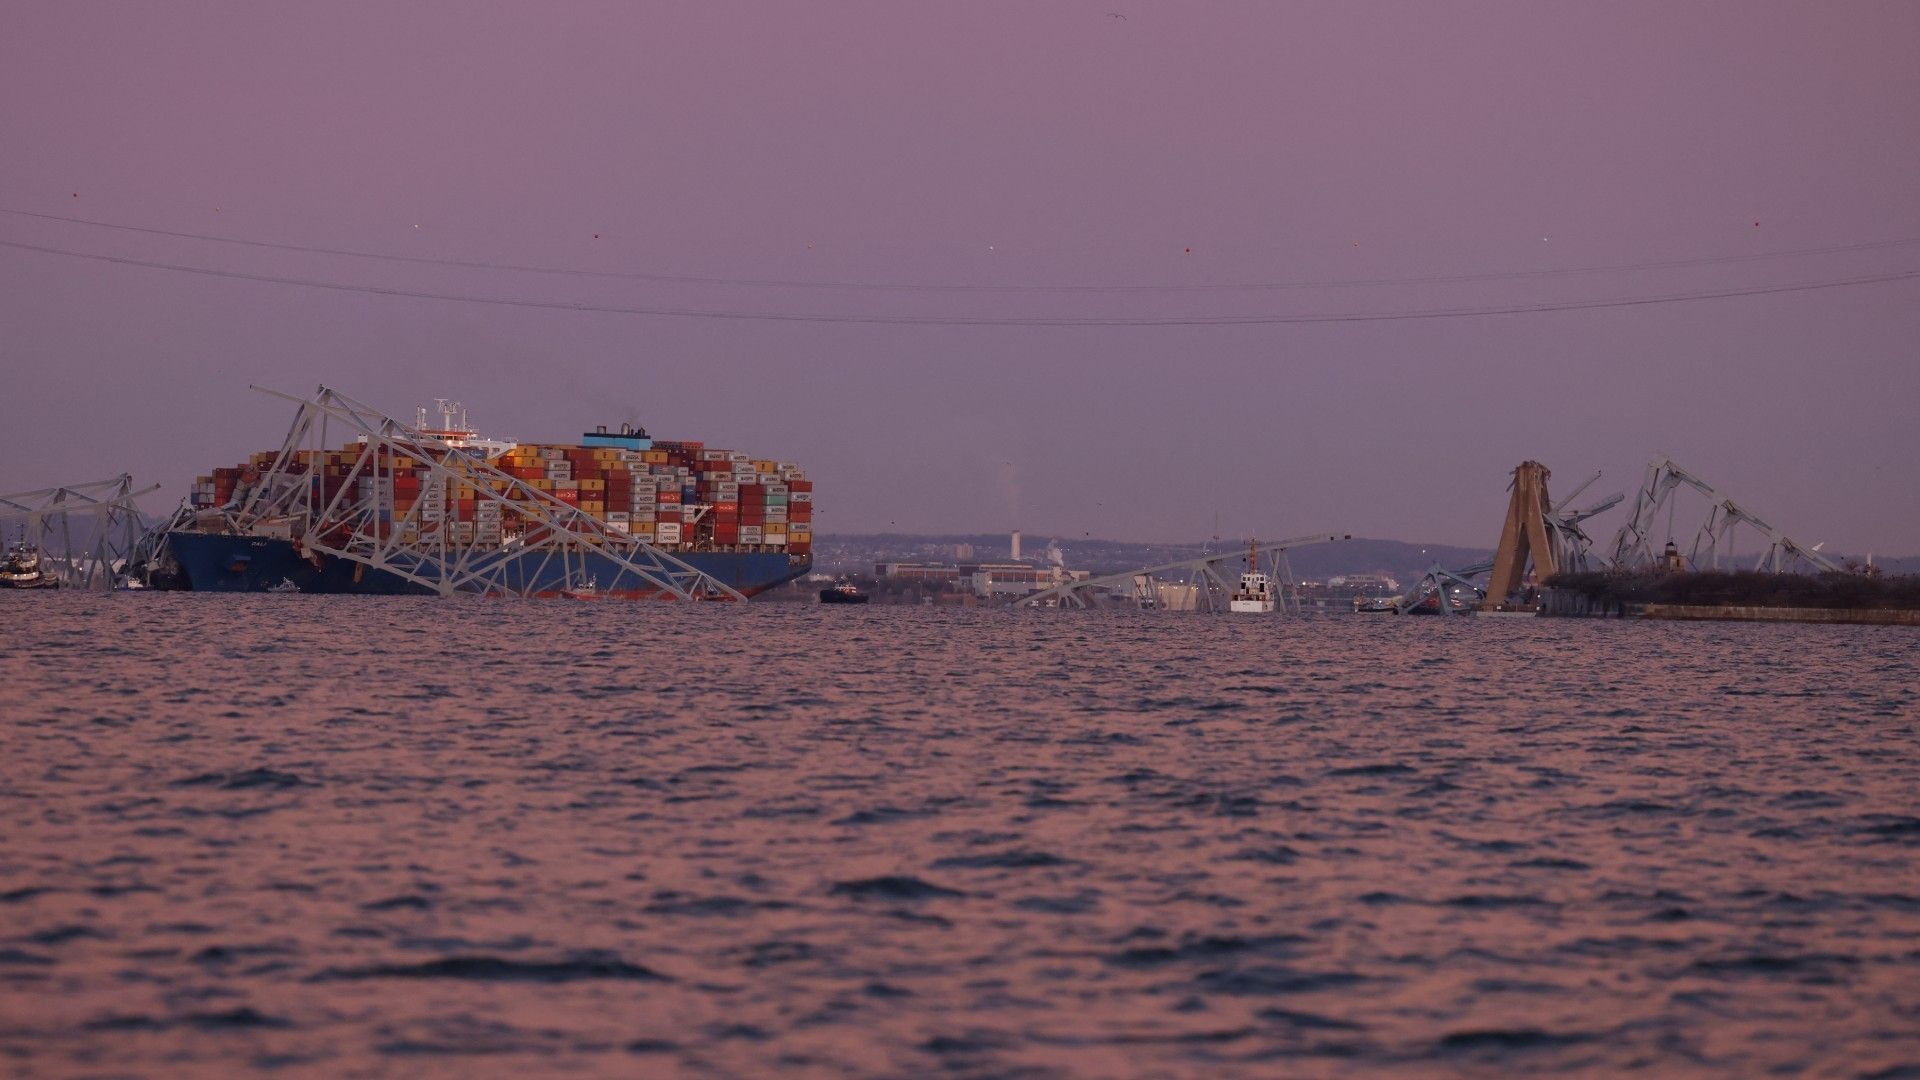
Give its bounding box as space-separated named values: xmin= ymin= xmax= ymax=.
xmin=2 ymin=236 xmax=1915 ymax=326
xmin=4 ymin=205 xmax=1918 ymax=294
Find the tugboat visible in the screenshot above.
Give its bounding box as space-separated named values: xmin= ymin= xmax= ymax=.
xmin=560 ymin=576 xmax=601 ymax=601
xmin=818 ymin=579 xmax=869 ymax=605
xmin=1 ymin=541 xmax=59 ymax=590
xmin=1228 ymin=539 xmax=1276 ymax=613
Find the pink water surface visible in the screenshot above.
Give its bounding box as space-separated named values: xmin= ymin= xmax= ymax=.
xmin=2 ymin=594 xmax=1916 ymax=1077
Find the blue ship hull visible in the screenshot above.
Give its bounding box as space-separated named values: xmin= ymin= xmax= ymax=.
xmin=164 ymin=532 xmax=808 ymax=598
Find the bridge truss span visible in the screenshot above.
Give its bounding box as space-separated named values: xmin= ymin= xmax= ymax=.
xmin=1019 ymin=533 xmax=1351 ymax=612
xmin=0 ymin=474 xmax=161 ymax=589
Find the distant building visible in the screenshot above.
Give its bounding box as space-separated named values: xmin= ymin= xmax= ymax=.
xmin=876 ymin=562 xmax=963 ymax=583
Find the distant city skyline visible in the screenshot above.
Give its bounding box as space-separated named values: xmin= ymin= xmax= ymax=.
xmin=3 ymin=3 xmax=1916 ymax=552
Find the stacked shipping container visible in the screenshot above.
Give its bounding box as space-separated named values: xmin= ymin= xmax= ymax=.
xmin=190 ymin=436 xmax=812 ymax=558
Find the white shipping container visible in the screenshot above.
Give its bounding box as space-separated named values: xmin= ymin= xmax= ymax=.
xmin=656 ymin=523 xmax=682 ymax=541
xmin=764 ymin=484 xmax=788 ymax=496
xmin=728 ymin=451 xmax=750 ymax=463
xmin=789 ymin=491 xmax=812 ymax=503
xmin=739 ymin=527 xmax=764 ymax=541
xmin=788 ymin=522 xmax=811 ymax=536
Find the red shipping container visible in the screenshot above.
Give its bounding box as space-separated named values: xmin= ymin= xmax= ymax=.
xmin=456 ymin=500 xmax=477 ymax=521
xmin=555 ymin=489 xmax=580 ymax=504
xmin=713 ymin=524 xmax=740 ymax=543
xmin=788 ymin=505 xmax=812 ymax=521
xmin=740 ymin=509 xmax=765 ymax=524
xmin=712 ymin=506 xmax=738 ymax=522
xmin=711 ymin=501 xmax=739 ymax=515
xmin=788 ymin=480 xmax=813 ymax=492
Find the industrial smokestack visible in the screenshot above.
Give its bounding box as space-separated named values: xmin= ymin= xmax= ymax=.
xmin=1011 ymin=530 xmax=1022 ymax=561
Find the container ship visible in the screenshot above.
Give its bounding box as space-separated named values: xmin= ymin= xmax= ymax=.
xmin=159 ymin=402 xmax=812 ymax=598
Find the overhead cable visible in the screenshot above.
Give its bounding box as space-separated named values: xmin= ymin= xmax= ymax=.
xmin=2 ymin=236 xmax=1914 ymax=326
xmin=4 ymin=205 xmax=1918 ymax=294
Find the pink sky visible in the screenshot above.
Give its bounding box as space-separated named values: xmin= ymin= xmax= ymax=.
xmin=3 ymin=2 xmax=1916 ymax=551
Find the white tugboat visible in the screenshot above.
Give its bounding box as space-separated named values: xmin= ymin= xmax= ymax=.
xmin=1228 ymin=539 xmax=1276 ymax=613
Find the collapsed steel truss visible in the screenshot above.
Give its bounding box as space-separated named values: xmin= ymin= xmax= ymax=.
xmin=1606 ymin=453 xmax=1838 ymax=574
xmin=206 ymin=386 xmax=746 ymax=600
xmin=0 ymin=475 xmax=160 ymax=589
xmin=1389 ymin=559 xmax=1493 ymax=615
xmin=1019 ymin=533 xmax=1350 ymax=611
xmin=1540 ymin=471 xmax=1623 ymax=577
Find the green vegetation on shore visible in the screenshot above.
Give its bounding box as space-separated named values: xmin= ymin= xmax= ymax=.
xmin=1546 ymin=570 xmax=1920 ymax=611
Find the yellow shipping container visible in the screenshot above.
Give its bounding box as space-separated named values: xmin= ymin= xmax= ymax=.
xmin=580 ymin=500 xmax=605 ymax=514
xmin=579 ymin=478 xmax=605 ymax=492
xmin=643 ymin=450 xmax=669 ymax=464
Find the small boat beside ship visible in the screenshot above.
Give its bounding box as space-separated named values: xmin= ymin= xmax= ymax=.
xmin=818 ymin=580 xmax=869 ymax=605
